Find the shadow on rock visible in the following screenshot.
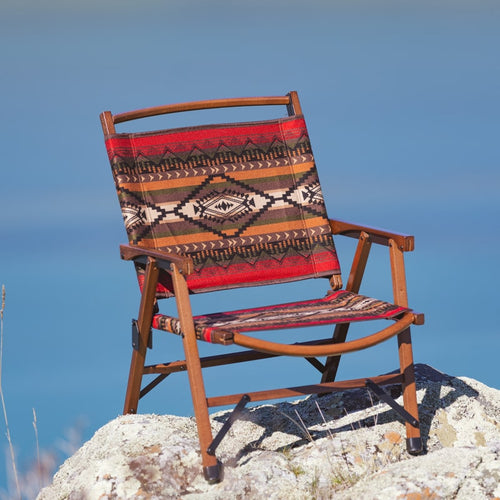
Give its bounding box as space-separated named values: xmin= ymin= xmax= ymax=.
xmin=212 ymin=364 xmax=480 ymax=460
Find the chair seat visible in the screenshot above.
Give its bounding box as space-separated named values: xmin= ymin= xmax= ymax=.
xmin=152 ymin=290 xmax=409 ymax=343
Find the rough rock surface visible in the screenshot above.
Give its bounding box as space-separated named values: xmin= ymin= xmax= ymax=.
xmin=38 ymin=365 xmax=500 ymax=499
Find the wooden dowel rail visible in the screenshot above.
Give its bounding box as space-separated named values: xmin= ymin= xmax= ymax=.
xmin=113 ymin=96 xmax=292 ymax=124
xmin=207 ymin=373 xmax=404 ymax=408
xmin=142 ymin=338 xmax=339 ymax=375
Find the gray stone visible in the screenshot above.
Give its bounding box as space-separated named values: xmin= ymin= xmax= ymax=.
xmin=38 ymin=365 xmax=500 ymax=499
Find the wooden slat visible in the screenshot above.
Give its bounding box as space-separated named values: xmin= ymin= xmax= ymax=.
xmin=142 ymin=338 xmax=337 ymax=375
xmin=206 ymin=373 xmax=404 ymax=408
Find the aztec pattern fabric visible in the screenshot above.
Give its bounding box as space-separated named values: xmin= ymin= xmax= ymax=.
xmin=152 ymin=290 xmax=410 ymax=344
xmin=104 ymin=116 xmax=341 ymax=295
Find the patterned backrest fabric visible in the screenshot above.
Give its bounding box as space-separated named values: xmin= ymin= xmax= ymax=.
xmin=104 ymin=115 xmax=341 ymax=296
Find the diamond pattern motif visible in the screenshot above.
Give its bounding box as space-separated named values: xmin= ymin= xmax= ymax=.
xmin=195 ymin=192 xmax=254 ymax=221
xmin=175 ymin=174 xmax=274 ymax=238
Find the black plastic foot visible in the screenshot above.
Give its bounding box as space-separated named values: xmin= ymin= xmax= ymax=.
xmin=406 ymin=437 xmax=423 ymax=455
xmin=203 ymin=461 xmax=223 ymax=484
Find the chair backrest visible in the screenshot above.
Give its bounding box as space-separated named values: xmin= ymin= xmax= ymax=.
xmin=101 ymin=92 xmax=341 ymax=296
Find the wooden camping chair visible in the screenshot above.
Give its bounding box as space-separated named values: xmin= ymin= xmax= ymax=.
xmin=100 ymin=91 xmax=424 ymax=483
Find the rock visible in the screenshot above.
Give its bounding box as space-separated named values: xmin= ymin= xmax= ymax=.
xmin=38 ymin=365 xmax=500 ymax=499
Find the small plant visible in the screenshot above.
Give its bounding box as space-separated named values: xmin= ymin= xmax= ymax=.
xmin=281 ymin=446 xmax=306 ymax=478
xmin=329 ymin=467 xmax=360 ymax=491
xmin=289 ymin=463 xmax=305 ymax=477
xmin=280 ymin=445 xmax=293 ymax=461
xmin=309 ymin=470 xmax=320 ymax=497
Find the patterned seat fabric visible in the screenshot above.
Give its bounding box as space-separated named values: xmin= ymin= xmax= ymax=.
xmin=104 ymin=116 xmax=341 ymax=296
xmin=153 ymin=290 xmax=409 ymax=344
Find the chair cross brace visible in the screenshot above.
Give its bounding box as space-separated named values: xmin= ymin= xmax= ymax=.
xmin=306 ymin=357 xmax=326 ymax=373
xmin=365 ymin=379 xmax=419 ymax=428
xmin=140 ymin=373 xmax=169 ymax=399
xmin=207 ymin=394 xmax=251 ymax=456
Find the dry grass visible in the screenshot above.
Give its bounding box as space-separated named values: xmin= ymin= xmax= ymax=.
xmin=0 ymin=285 xmax=21 ymax=499
xmin=280 ymin=394 xmax=408 ymax=498
xmin=0 ymin=285 xmax=82 ymax=500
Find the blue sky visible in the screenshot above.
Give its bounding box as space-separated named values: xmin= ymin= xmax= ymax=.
xmin=1 ymin=0 xmax=499 ymax=489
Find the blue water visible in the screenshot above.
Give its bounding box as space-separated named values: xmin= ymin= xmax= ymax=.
xmin=1 ymin=0 xmax=499 ymax=494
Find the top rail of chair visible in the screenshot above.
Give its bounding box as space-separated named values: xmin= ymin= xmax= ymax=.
xmin=112 ymin=95 xmax=294 ymax=124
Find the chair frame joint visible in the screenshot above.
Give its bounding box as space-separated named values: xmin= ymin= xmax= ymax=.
xmin=131 ymin=319 xmax=152 ymax=351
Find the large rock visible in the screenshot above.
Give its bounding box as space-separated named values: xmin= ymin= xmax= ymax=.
xmin=38 ymin=365 xmax=500 ymax=499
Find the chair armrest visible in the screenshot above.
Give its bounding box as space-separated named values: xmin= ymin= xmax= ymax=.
xmin=120 ymin=244 xmax=193 ymax=275
xmin=329 ymin=219 xmax=414 ymax=252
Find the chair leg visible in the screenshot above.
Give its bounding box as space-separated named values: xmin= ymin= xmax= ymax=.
xmin=171 ymin=263 xmax=221 ymax=483
xmin=388 ymin=239 xmax=422 ymax=453
xmin=124 ymin=342 xmax=147 ymax=414
xmin=321 ymin=323 xmax=350 ymax=383
xmin=322 ymin=232 xmax=371 ymax=383
xmin=124 ymin=258 xmax=159 ymax=415
xmin=398 ymin=327 xmax=423 ymax=454
xmin=182 ymin=331 xmax=221 ymax=483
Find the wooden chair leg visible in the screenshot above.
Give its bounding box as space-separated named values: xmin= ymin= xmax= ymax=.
xmin=182 ymin=332 xmax=221 ymax=483
xmin=171 ymin=263 xmax=221 ymax=483
xmin=322 ymin=232 xmax=371 ymax=383
xmin=124 ymin=342 xmax=147 ymax=414
xmin=387 ymin=239 xmax=422 ymax=452
xmin=398 ymin=327 xmax=423 ymax=454
xmin=124 ymin=258 xmax=159 ymax=414
xmin=321 ymin=323 xmax=350 ymax=383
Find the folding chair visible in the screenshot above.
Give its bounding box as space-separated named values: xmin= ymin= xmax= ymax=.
xmin=100 ymin=91 xmax=424 ymax=483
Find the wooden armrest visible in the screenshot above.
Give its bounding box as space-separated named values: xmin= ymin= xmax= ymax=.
xmin=120 ymin=244 xmax=193 ymax=275
xmin=329 ymin=219 xmax=414 ymax=252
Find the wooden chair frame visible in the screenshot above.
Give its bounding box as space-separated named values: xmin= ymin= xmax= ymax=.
xmin=100 ymin=92 xmax=424 ymax=483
